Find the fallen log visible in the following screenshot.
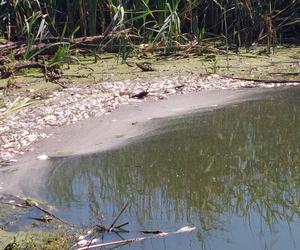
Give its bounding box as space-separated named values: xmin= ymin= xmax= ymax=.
xmin=0 ymin=62 xmax=59 ymax=79
xmin=0 ymin=33 xmax=143 ymax=60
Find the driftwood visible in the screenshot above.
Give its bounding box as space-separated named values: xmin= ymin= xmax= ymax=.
xmin=76 ymin=226 xmax=196 ymax=250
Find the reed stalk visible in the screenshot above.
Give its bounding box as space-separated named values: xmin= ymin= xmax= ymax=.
xmin=0 ymin=1 xmax=298 ymax=47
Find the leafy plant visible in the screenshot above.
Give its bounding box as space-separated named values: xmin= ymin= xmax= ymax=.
xmin=154 ymin=1 xmax=181 ymax=51
xmin=203 ymin=57 xmax=219 ymax=74
xmin=23 ymin=11 xmax=49 ymax=60
xmin=48 ymin=44 xmax=79 ymax=68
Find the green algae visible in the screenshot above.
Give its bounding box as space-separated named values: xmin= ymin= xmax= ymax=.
xmin=0 ymin=46 xmax=299 ymax=102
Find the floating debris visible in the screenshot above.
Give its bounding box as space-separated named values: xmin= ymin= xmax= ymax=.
xmin=74 ymin=226 xmax=196 ymax=250
xmin=1 ymin=195 xmax=196 ymax=249
xmin=73 ymin=201 xmax=196 ymax=250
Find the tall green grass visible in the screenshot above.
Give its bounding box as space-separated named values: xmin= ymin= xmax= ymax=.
xmin=0 ymin=0 xmax=299 ymax=47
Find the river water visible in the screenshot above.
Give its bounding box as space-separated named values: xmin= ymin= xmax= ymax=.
xmin=42 ymin=87 xmax=300 ymax=250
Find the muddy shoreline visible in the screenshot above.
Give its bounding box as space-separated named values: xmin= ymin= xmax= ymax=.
xmin=0 ymin=79 xmax=299 ymax=249
xmin=0 ymin=85 xmax=293 ymax=196
xmin=1 ymin=73 xmax=300 ymax=165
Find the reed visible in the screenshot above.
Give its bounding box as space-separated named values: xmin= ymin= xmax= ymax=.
xmin=0 ymin=1 xmax=299 ymax=47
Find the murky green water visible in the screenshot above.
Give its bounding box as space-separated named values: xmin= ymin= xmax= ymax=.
xmin=44 ymin=87 xmax=300 ymax=250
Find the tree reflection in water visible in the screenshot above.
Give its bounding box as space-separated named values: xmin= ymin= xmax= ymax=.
xmin=45 ymin=88 xmax=300 ymax=249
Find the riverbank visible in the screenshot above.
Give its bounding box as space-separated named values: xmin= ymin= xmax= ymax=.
xmin=1 ymin=46 xmax=300 ymax=164
xmin=0 ymin=78 xmax=300 ymax=250
xmin=1 ymin=84 xmax=300 ymax=249
xmin=0 ymin=84 xmax=298 ymax=197
xmin=1 ymin=72 xmax=300 ymax=165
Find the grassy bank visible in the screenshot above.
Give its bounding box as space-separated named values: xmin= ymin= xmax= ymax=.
xmin=0 ymin=1 xmax=299 ymax=92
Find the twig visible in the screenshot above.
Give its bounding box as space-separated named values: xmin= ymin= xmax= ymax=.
xmin=125 ymin=62 xmax=135 ymax=67
xmin=0 ymin=201 xmax=27 ymax=208
xmin=32 ymin=203 xmax=73 ymax=227
xmin=53 ymin=80 xmax=68 ymax=89
xmin=140 ymin=230 xmax=163 ymax=234
xmin=1 ymin=194 xmax=72 ymax=226
xmin=96 ymin=224 xmax=109 ymax=232
xmin=108 ymin=201 xmax=129 ymax=231
xmin=115 ymin=222 xmax=129 ymax=229
xmin=30 ymin=216 xmax=53 ymax=223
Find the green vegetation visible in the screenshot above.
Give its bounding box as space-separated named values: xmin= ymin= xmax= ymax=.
xmin=0 ymin=0 xmax=299 ymax=63
xmin=0 ymin=230 xmax=70 ymax=250
xmin=0 ymin=1 xmax=298 ymax=84
xmin=1 ymin=0 xmax=299 ymax=45
xmin=0 ymin=46 xmax=299 ymax=96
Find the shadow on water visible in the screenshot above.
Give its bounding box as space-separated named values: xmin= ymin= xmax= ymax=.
xmin=44 ymin=88 xmax=300 ymax=250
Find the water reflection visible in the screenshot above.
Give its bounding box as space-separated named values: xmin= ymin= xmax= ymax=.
xmin=45 ymin=88 xmax=300 ymax=250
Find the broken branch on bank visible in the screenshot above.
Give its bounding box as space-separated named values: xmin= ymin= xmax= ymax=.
xmin=0 ymin=62 xmax=61 ymax=81
xmin=221 ymin=75 xmax=300 ymax=84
